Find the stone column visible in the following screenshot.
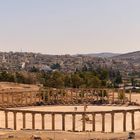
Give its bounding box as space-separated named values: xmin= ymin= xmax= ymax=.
xmin=41 ymin=113 xmax=45 ymax=130
xmin=50 ymin=90 xmax=53 ymax=103
xmin=32 ymin=113 xmax=35 ymax=130
xmin=5 ymin=93 xmax=7 ymax=103
xmin=13 ymin=112 xmax=17 ymax=130
xmin=52 ymin=113 xmax=55 ymax=131
xmin=96 ymin=91 xmax=99 ymax=103
xmin=7 ymin=93 xmax=9 ymax=104
xmin=62 ymin=113 xmax=65 ymax=131
xmin=38 ymin=92 xmax=41 ymax=103
xmin=82 ymin=113 xmax=86 ymax=131
xmin=102 ymin=113 xmax=105 ymax=132
xmin=2 ymin=93 xmax=4 ymax=103
xmin=56 ymin=91 xmax=59 ymax=104
xmin=43 ymin=91 xmax=46 ymax=103
xmin=48 ymin=90 xmax=50 ymax=104
xmin=118 ymin=89 xmax=120 ymax=102
xmin=86 ymin=90 xmax=88 ymax=103
xmin=71 ymin=91 xmax=73 ymax=102
xmin=72 ymin=113 xmax=76 ymax=132
xmin=123 ymin=88 xmax=125 ymax=103
xmin=92 ymin=90 xmax=95 ymax=101
xmin=81 ymin=90 xmax=84 ymax=103
xmin=123 ymin=112 xmax=126 ymax=132
xmin=76 ymin=91 xmax=78 ymax=104
xmin=129 ymin=90 xmax=132 ymax=103
xmin=11 ymin=93 xmax=14 ymax=105
xmin=25 ymin=93 xmax=28 ymax=105
xmin=66 ymin=90 xmax=68 ymax=103
xmin=101 ymin=90 xmax=104 ymax=104
xmin=92 ymin=113 xmax=95 ymax=131
xmin=20 ymin=93 xmax=23 ymax=105
xmin=112 ymin=90 xmax=115 ymax=104
xmin=33 ymin=92 xmax=35 ymax=103
xmin=5 ymin=111 xmax=8 ymax=128
xmin=106 ymin=90 xmax=109 ymax=103
xmin=30 ymin=92 xmax=33 ymax=104
xmin=53 ymin=91 xmax=55 ymax=103
xmin=84 ymin=103 xmax=87 ymax=112
xmin=0 ymin=93 xmax=1 ymax=103
xmin=111 ymin=112 xmax=115 ymax=133
xmin=24 ymin=93 xmax=26 ymax=105
xmin=131 ymin=111 xmax=135 ymax=130
xmin=22 ymin=112 xmax=26 ymax=129
xmin=31 ymin=92 xmax=34 ymax=103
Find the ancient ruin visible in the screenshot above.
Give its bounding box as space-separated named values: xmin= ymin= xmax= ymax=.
xmin=0 ymin=88 xmax=139 ymax=133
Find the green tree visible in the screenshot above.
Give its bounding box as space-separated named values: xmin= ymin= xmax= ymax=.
xmin=71 ymin=73 xmax=83 ymax=88
xmin=51 ymin=63 xmax=61 ymax=70
xmin=0 ymin=71 xmax=14 ymax=82
xmin=64 ymin=75 xmax=72 ymax=87
xmin=114 ymin=71 xmax=122 ymax=87
xmin=45 ymin=71 xmax=64 ymax=88
xmin=15 ymin=72 xmax=25 ymax=83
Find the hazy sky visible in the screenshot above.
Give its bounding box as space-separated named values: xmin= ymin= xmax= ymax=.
xmin=0 ymin=0 xmax=140 ymax=54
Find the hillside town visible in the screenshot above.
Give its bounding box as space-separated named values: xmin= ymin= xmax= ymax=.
xmin=0 ymin=51 xmax=140 ymax=73
xmin=0 ymin=52 xmax=140 ymax=85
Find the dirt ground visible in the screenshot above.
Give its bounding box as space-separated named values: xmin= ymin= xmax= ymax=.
xmin=0 ymin=129 xmax=140 ymax=140
xmin=0 ymin=82 xmax=40 ymax=92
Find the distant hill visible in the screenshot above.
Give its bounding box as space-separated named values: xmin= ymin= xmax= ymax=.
xmin=112 ymin=51 xmax=140 ymax=64
xmin=77 ymin=52 xmax=121 ymax=58
xmin=112 ymin=51 xmax=140 ymax=59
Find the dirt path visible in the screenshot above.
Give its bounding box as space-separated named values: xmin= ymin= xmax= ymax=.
xmin=0 ymin=130 xmax=140 ymax=140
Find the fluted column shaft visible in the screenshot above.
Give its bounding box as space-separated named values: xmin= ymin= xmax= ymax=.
xmin=112 ymin=91 xmax=114 ymax=104
xmin=72 ymin=114 xmax=76 ymax=132
xmin=123 ymin=112 xmax=126 ymax=132
xmin=131 ymin=111 xmax=135 ymax=130
xmin=22 ymin=112 xmax=26 ymax=129
xmin=2 ymin=93 xmax=4 ymax=103
xmin=62 ymin=113 xmax=65 ymax=131
xmin=13 ymin=112 xmax=17 ymax=130
xmin=102 ymin=113 xmax=105 ymax=132
xmin=32 ymin=113 xmax=35 ymax=130
xmin=92 ymin=113 xmax=95 ymax=131
xmin=41 ymin=113 xmax=45 ymax=130
xmin=82 ymin=113 xmax=86 ymax=131
xmin=5 ymin=111 xmax=8 ymax=128
xmin=52 ymin=113 xmax=55 ymax=130
xmin=129 ymin=90 xmax=132 ymax=103
xmin=111 ymin=112 xmax=114 ymax=133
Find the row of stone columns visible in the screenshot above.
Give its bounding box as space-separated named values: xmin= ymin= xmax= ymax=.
xmin=42 ymin=88 xmax=132 ymax=105
xmin=0 ymin=91 xmax=42 ymax=107
xmin=3 ymin=110 xmax=136 ymax=132
xmin=0 ymin=88 xmax=132 ymax=107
